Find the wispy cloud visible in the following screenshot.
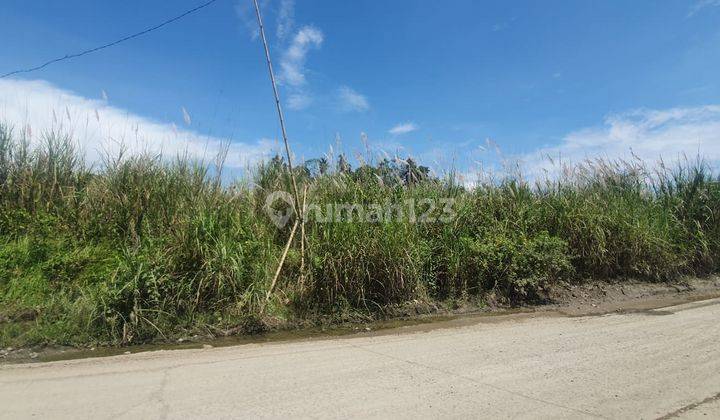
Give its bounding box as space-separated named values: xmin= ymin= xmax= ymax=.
xmin=389 ymin=122 xmax=419 ymax=136
xmin=491 ymin=16 xmax=517 ymax=32
xmin=236 ymin=0 xmax=295 ymax=41
xmin=280 ymin=26 xmax=323 ymax=87
xmin=0 ymin=79 xmax=273 ymax=169
xmin=234 ymin=0 xmax=266 ymax=40
xmin=337 ymin=86 xmax=370 ymax=112
xmin=286 ymin=93 xmax=313 ymax=110
xmin=236 ymin=2 xmax=362 ymax=114
xmin=276 ymin=0 xmax=295 ymax=41
xmin=688 ymin=0 xmax=720 ymax=17
xmin=521 ymin=105 xmax=720 ymax=178
xmin=276 ymin=25 xmax=323 ymax=112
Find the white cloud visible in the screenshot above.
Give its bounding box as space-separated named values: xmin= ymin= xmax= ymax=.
xmin=234 ymin=0 xmax=264 ymax=40
xmin=286 ymin=93 xmax=313 ymax=110
xmin=491 ymin=17 xmax=517 ymax=32
xmin=280 ymin=26 xmax=323 ymax=87
xmin=337 ymin=86 xmax=370 ymax=112
xmin=521 ymin=105 xmax=720 ymax=178
xmin=688 ymin=0 xmax=720 ymax=17
xmin=389 ymin=122 xmax=418 ymax=136
xmin=276 ymin=0 xmax=295 ymax=40
xmin=0 ymin=79 xmax=273 ymax=169
xmin=234 ymin=1 xmax=333 ymax=113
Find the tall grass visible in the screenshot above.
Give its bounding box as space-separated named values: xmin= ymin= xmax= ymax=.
xmin=1 ymin=123 xmax=719 ymax=346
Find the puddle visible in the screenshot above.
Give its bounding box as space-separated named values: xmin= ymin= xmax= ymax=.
xmin=6 ymin=293 xmax=720 ymax=365
xmin=18 ymin=308 xmax=538 ymax=365
xmin=616 ymin=309 xmax=675 ymax=316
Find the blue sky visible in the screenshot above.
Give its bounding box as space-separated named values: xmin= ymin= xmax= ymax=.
xmin=1 ymin=0 xmax=720 ymax=177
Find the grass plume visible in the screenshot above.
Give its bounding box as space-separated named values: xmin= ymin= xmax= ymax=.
xmin=1 ymin=123 xmax=718 ymax=347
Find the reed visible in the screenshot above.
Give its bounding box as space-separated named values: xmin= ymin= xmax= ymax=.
xmin=1 ymin=124 xmax=718 ymax=346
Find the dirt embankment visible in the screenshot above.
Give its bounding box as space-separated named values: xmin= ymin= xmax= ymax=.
xmin=544 ymin=276 xmax=720 ymax=315
xmin=2 ymin=276 xmax=719 ymax=365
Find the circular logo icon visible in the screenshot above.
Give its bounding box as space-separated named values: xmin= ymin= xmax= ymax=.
xmin=264 ymin=191 xmax=295 ymax=228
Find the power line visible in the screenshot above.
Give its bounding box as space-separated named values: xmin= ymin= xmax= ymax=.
xmin=0 ymin=0 xmax=221 ymax=79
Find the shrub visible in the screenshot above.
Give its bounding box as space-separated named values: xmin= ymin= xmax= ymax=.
xmin=0 ymin=123 xmax=719 ymax=346
xmin=457 ymin=232 xmax=573 ymax=301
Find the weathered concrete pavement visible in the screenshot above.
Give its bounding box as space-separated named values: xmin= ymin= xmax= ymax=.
xmin=2 ymin=299 xmax=719 ymax=419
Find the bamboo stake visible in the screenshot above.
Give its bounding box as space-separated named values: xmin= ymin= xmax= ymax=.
xmin=252 ymin=0 xmax=301 ymax=213
xmin=253 ymin=0 xmax=307 ymax=312
xmin=299 ymin=184 xmax=308 ymax=291
xmin=263 ymin=219 xmax=299 ymax=310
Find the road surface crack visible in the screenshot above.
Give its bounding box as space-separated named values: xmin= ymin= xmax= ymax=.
xmin=657 ymin=391 xmax=720 ymax=419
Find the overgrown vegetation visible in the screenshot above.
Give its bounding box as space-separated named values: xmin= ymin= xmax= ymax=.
xmin=1 ymin=123 xmax=719 ymax=347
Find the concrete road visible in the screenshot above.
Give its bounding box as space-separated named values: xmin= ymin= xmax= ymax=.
xmin=2 ymin=299 xmax=719 ymax=419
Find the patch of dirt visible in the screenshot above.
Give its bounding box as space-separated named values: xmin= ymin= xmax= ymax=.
xmin=543 ymin=276 xmax=720 ymax=316
xmin=0 ymin=346 xmax=69 ymax=364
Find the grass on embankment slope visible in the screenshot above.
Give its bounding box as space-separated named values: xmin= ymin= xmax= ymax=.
xmin=1 ymin=123 xmax=719 ymax=348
